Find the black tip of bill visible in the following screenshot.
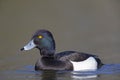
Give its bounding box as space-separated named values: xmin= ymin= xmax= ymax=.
xmin=20 ymin=48 xmax=24 ymax=51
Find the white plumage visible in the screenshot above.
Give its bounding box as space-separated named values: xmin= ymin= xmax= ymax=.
xmin=70 ymin=57 xmax=97 ymax=71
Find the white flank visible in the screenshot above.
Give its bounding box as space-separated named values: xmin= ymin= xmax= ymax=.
xmin=23 ymin=39 xmax=36 ymax=50
xmin=70 ymin=57 xmax=97 ymax=71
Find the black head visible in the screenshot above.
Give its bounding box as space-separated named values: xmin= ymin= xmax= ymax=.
xmin=21 ymin=29 xmax=56 ymax=57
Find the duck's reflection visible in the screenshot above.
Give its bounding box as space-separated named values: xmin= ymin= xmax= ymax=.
xmin=72 ymin=74 xmax=97 ymax=80
xmin=40 ymin=70 xmax=57 ymax=80
xmin=71 ymin=71 xmax=98 ymax=80
xmin=36 ymin=70 xmax=98 ymax=80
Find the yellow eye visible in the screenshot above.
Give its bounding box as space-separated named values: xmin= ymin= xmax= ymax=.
xmin=38 ymin=35 xmax=43 ymax=39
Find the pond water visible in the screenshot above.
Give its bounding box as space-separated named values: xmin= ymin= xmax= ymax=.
xmin=1 ymin=64 xmax=120 ymax=80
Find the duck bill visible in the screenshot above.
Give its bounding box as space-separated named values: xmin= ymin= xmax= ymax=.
xmin=21 ymin=39 xmax=36 ymax=51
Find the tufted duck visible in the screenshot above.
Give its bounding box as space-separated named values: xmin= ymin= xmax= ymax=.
xmin=21 ymin=29 xmax=103 ymax=71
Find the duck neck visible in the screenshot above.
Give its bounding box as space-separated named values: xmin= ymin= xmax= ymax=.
xmin=39 ymin=48 xmax=55 ymax=57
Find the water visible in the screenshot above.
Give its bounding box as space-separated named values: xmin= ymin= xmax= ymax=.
xmin=1 ymin=64 xmax=120 ymax=80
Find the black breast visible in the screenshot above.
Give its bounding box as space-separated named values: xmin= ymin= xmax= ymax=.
xmin=35 ymin=57 xmax=73 ymax=70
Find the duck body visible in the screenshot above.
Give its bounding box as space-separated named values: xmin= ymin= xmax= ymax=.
xmin=21 ymin=29 xmax=103 ymax=71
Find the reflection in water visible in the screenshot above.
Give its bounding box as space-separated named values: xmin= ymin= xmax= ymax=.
xmin=73 ymin=75 xmax=97 ymax=80
xmin=40 ymin=70 xmax=57 ymax=80
xmin=35 ymin=70 xmax=98 ymax=80
xmin=72 ymin=72 xmax=97 ymax=79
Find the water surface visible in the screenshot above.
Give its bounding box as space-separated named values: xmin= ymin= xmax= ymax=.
xmin=1 ymin=64 xmax=120 ymax=80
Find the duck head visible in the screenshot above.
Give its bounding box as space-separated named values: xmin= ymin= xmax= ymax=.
xmin=21 ymin=29 xmax=56 ymax=57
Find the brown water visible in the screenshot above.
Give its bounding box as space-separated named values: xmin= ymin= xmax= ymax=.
xmin=0 ymin=0 xmax=120 ymax=80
